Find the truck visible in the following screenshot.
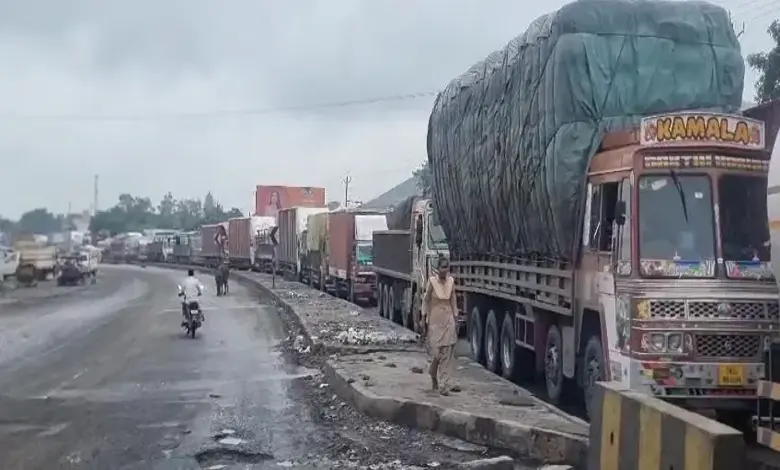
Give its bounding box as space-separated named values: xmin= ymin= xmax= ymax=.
xmin=0 ymin=246 xmax=19 ymax=282
xmin=301 ymin=212 xmax=329 ymax=289
xmin=200 ymin=223 xmax=228 ymax=267
xmin=326 ymin=210 xmax=387 ymax=303
xmin=372 ymin=197 xmax=450 ymax=329
xmin=227 ymin=216 xmax=275 ymax=270
xmin=427 ymin=0 xmax=772 ymax=423
xmin=253 ymin=227 xmax=275 ymax=273
xmin=277 ymin=206 xmax=327 ymax=279
xmin=172 ymin=231 xmax=200 ymax=264
xmin=13 ymin=240 xmax=57 ymax=285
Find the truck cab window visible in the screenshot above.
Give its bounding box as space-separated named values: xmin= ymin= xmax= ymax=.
xmin=589 ymin=182 xmax=619 ymax=252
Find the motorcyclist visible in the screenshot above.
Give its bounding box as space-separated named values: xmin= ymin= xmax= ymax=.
xmin=179 ymin=269 xmax=205 ymax=325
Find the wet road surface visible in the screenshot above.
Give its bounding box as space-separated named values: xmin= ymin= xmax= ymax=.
xmin=0 ymin=265 xmax=510 ymax=469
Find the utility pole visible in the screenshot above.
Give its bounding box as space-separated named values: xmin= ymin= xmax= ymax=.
xmin=342 ymin=174 xmax=352 ymax=208
xmin=93 ymin=174 xmax=99 ymax=215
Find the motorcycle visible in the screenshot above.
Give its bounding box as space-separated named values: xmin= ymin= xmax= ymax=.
xmin=177 ymin=286 xmax=203 ymax=338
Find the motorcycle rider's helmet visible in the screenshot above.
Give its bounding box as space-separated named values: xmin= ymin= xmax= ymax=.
xmin=188 ymin=269 xmax=194 ymax=276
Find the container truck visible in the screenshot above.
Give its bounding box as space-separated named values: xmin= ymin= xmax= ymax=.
xmin=277 ymin=206 xmax=327 ymax=279
xmin=327 ymin=210 xmax=388 ymax=303
xmin=301 ymin=212 xmax=329 ymax=289
xmin=200 ymin=222 xmax=228 ymax=267
xmin=372 ymin=197 xmax=450 ymax=328
xmin=227 ymin=216 xmax=275 ymax=270
xmin=426 ymin=0 xmax=777 ymax=423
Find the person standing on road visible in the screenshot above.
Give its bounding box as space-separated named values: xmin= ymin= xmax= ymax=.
xmin=421 ymin=256 xmax=458 ymax=395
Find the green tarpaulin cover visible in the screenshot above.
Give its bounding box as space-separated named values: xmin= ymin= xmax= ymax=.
xmin=427 ymin=0 xmax=744 ymax=260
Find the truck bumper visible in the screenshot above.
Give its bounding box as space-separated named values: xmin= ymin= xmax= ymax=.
xmin=628 ymin=359 xmax=764 ymax=411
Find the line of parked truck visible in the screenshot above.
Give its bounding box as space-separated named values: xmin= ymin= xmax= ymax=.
xmin=105 ymin=0 xmax=780 ymax=433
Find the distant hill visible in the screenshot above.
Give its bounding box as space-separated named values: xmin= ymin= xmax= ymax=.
xmin=361 ymin=176 xmax=421 ymax=210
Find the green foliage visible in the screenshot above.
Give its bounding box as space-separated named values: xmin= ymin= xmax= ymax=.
xmin=412 ymin=161 xmax=432 ymax=196
xmin=89 ymin=192 xmax=243 ymax=235
xmin=748 ymin=20 xmax=780 ymax=104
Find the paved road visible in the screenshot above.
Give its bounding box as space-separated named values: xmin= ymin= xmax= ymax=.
xmin=0 ymin=265 xmax=503 ymax=470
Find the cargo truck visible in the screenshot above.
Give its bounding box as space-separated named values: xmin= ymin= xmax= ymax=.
xmin=227 ymin=216 xmax=275 ymax=270
xmin=327 ymin=210 xmax=387 ymax=303
xmin=172 ymin=231 xmax=200 ymax=264
xmin=372 ymin=197 xmax=450 ymax=328
xmin=14 ymin=240 xmax=57 ymax=285
xmin=253 ymin=228 xmax=275 ymax=273
xmin=427 ymin=0 xmax=776 ymax=423
xmin=301 ymin=212 xmax=329 ymax=289
xmin=200 ymin=222 xmax=228 ymax=267
xmin=277 ymin=207 xmax=327 ymax=279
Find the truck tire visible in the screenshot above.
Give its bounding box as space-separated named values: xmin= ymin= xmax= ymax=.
xmin=468 ymin=305 xmax=485 ymax=365
xmin=484 ymin=310 xmax=501 ymax=373
xmin=500 ymin=314 xmax=521 ymax=381
xmin=388 ymin=288 xmax=397 ymax=323
xmin=378 ymin=283 xmax=386 ymax=317
xmin=544 ymin=324 xmax=565 ymax=404
xmin=582 ymin=335 xmax=605 ymax=420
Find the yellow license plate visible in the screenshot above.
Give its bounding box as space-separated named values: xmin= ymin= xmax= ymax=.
xmin=718 ymin=364 xmax=746 ymax=386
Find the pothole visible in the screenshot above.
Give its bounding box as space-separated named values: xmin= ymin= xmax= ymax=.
xmin=195 ymin=448 xmax=274 ymax=467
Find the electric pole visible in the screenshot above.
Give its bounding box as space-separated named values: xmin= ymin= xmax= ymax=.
xmin=93 ymin=174 xmax=99 ymax=215
xmin=343 ymin=174 xmax=352 ymax=208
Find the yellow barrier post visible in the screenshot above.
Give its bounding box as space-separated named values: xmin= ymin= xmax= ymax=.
xmin=588 ymin=381 xmax=745 ymax=470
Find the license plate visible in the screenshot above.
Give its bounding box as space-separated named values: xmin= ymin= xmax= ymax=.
xmin=718 ymin=364 xmax=746 ymax=386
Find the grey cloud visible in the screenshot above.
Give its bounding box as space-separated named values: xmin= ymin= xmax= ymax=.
xmin=0 ymin=0 xmax=769 ymax=218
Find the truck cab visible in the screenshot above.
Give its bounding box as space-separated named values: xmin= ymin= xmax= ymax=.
xmin=581 ymin=111 xmax=776 ymax=420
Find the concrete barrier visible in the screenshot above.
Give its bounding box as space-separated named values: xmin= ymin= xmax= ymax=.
xmin=588 ymin=381 xmax=745 ymax=470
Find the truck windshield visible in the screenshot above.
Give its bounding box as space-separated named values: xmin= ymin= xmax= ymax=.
xmin=719 ymin=174 xmax=772 ymax=279
xmin=427 ymin=211 xmax=448 ymax=249
xmin=638 ymin=174 xmax=715 ymax=277
xmin=356 ymin=243 xmax=373 ymax=266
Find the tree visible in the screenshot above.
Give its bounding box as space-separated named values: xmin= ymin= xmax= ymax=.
xmin=748 ymin=20 xmax=780 ymax=104
xmin=413 ymin=161 xmax=432 ymax=196
xmin=225 ymin=207 xmax=244 ymax=218
xmin=18 ymin=208 xmax=60 ymax=234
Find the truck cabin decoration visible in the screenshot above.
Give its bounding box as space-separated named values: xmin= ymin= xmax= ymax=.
xmin=641 ymin=112 xmax=765 ymax=150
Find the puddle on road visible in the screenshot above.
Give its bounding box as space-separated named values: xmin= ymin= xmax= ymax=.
xmin=194 ymin=448 xmax=273 ymax=467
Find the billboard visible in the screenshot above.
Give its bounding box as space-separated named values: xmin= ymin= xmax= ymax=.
xmin=255 ymin=185 xmax=326 ymax=221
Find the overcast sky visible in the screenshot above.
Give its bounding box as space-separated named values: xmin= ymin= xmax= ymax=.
xmin=0 ymin=0 xmax=776 ymax=219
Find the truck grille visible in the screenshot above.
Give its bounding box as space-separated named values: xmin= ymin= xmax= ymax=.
xmin=695 ymin=334 xmax=761 ymax=359
xmin=649 ymin=300 xmax=780 ymax=321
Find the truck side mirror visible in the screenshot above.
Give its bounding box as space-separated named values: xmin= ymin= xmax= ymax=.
xmin=415 ymin=217 xmax=424 ymax=247
xmin=615 ymin=200 xmax=626 ymax=226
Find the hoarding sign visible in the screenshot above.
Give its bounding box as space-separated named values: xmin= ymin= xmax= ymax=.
xmin=255 ymin=185 xmax=326 ymax=220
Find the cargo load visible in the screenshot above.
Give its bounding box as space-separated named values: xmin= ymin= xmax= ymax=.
xmin=200 ymin=223 xmax=228 ymax=262
xmin=277 ymin=206 xmax=328 ymax=278
xmin=301 ymin=212 xmax=329 ymax=287
xmin=427 ymin=0 xmax=744 ymax=260
xmin=227 ymin=216 xmax=275 ymax=268
xmin=328 ymin=210 xmax=387 ymax=302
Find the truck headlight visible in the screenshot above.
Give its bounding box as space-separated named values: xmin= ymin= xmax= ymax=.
xmin=650 ymin=333 xmax=666 ymax=352
xmin=667 ymin=333 xmax=682 ymax=352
